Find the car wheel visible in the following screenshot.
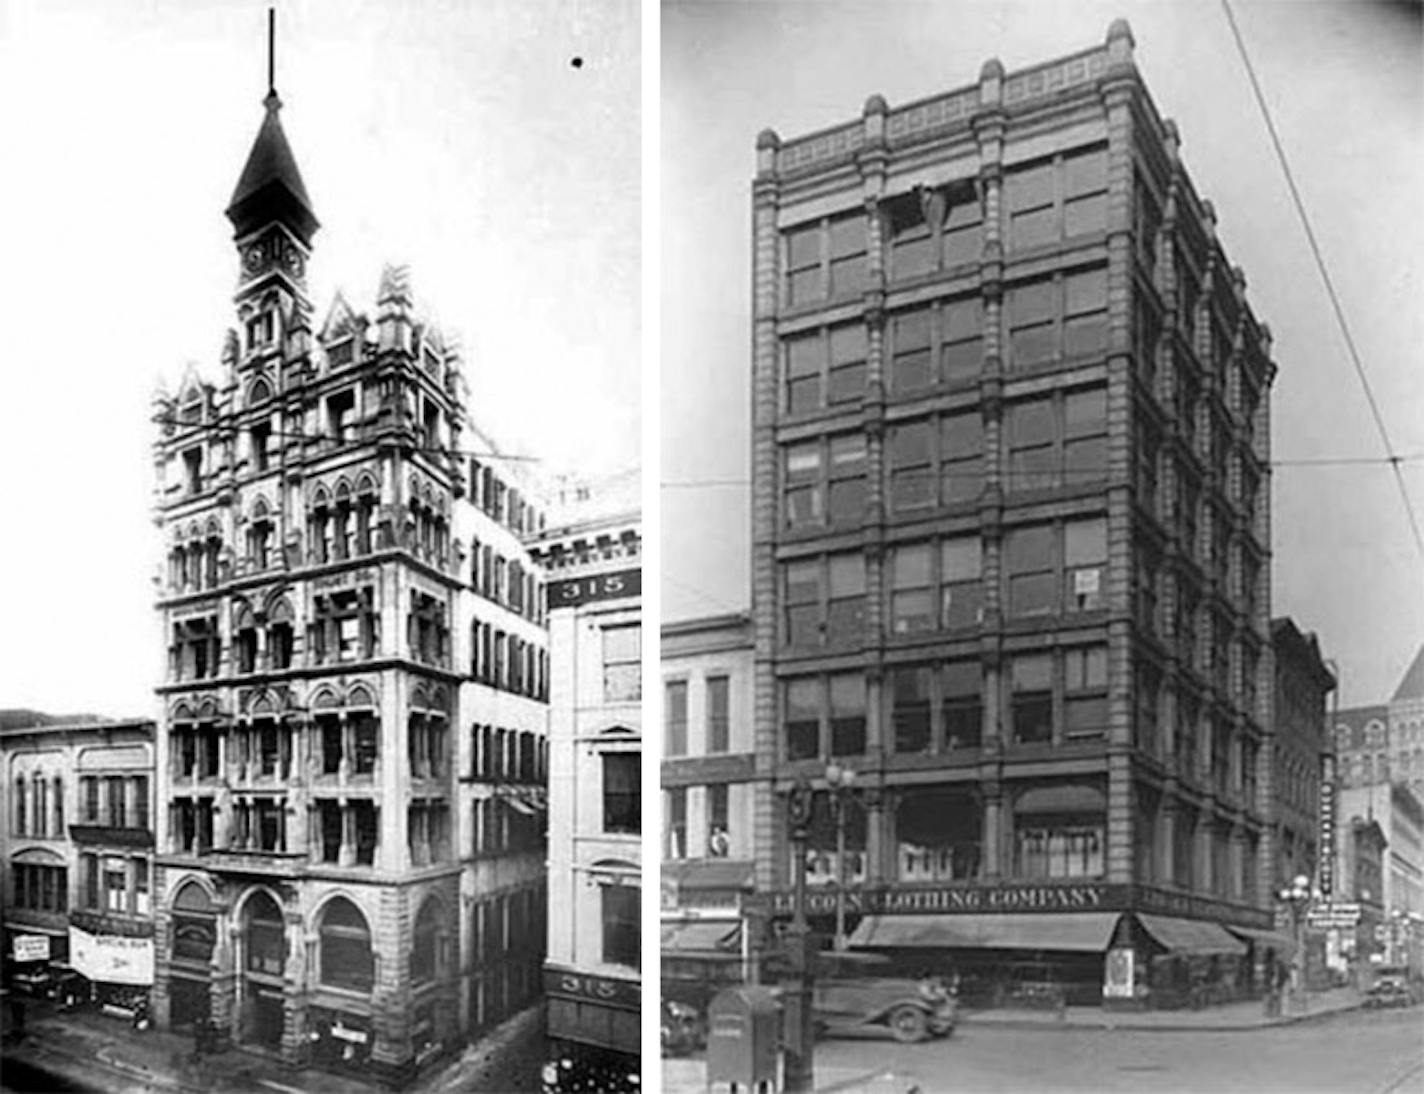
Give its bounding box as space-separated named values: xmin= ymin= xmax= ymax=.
xmin=889 ymin=1005 xmax=929 ymax=1043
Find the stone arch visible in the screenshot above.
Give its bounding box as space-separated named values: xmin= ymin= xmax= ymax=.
xmin=311 ymin=686 xmax=342 ymax=711
xmin=346 ymin=683 xmax=376 ymax=709
xmin=247 ymin=376 xmax=273 ymax=407
xmin=355 ymin=472 xmax=379 ymax=497
xmin=334 ymin=477 xmax=353 ymax=503
xmin=171 ymin=875 xmax=217 ymax=911
xmin=410 ymin=893 xmax=449 ymax=983
xmin=171 ymin=700 xmax=196 ymax=722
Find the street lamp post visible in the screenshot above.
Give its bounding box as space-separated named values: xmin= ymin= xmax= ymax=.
xmin=825 ymin=762 xmax=858 ymax=951
xmin=784 ymin=777 xmax=816 ymax=1094
xmin=1277 ymin=874 xmax=1313 ymax=1012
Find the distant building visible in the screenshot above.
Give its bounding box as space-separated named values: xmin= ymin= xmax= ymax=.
xmin=746 ymin=19 xmax=1281 ymax=1008
xmin=661 ymin=614 xmax=758 ymax=1008
xmin=1269 ymin=618 xmax=1335 ymax=892
xmin=531 ymin=472 xmax=641 ymax=1081
xmin=2 ymin=720 xmax=156 ymax=1009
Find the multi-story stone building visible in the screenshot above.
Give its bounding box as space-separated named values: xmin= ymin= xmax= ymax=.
xmin=531 ymin=474 xmax=641 ymax=1083
xmin=747 ymin=20 xmax=1282 ymax=1006
xmin=149 ymin=72 xmax=548 ymax=1084
xmin=1269 ymin=618 xmax=1335 ymax=893
xmin=2 ymin=719 xmax=156 ymax=1008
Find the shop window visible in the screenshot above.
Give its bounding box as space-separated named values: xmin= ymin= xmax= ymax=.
xmin=243 ymin=892 xmax=286 ymax=976
xmin=1011 ymin=654 xmax=1053 ymax=744
xmin=1014 ymin=784 xmax=1106 ymax=879
xmin=602 ymin=624 xmax=641 ymax=702
xmin=602 ymin=752 xmax=640 ymax=835
xmin=898 ymin=789 xmax=982 ymax=881
xmin=803 ymin=792 xmax=867 ymax=885
xmin=319 ymin=897 xmax=374 ymax=992
xmin=601 ymin=884 xmax=640 ymax=970
xmin=664 ymin=680 xmax=687 ymax=756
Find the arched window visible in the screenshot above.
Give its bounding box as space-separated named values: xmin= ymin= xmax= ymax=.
xmin=319 ymin=897 xmax=374 ymax=991
xmin=242 ymin=891 xmax=286 ymax=977
xmin=14 ymin=777 xmax=26 ymax=836
xmin=411 ymin=898 xmax=443 ymax=983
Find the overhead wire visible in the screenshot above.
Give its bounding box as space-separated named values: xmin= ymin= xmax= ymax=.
xmin=1220 ymin=0 xmax=1424 ymax=564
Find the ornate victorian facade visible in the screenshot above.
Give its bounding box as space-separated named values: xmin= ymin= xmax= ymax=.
xmin=150 ymin=78 xmax=548 ymax=1084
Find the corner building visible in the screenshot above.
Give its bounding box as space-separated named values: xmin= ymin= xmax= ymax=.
xmin=150 ymin=84 xmax=548 ymax=1083
xmin=750 ymin=21 xmax=1281 ymax=1006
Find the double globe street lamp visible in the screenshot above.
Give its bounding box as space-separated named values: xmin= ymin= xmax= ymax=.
xmin=1277 ymin=874 xmax=1313 ymax=1012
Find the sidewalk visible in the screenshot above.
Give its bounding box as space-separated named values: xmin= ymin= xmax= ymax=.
xmin=959 ymin=985 xmax=1365 ymax=1032
xmin=5 ymin=999 xmax=542 ymax=1093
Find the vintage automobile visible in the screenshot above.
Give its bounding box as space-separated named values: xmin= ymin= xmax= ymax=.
xmin=660 ymin=998 xmax=705 ymax=1056
xmin=1365 ymin=966 xmax=1420 ymax=1009
xmin=808 ymin=951 xmax=956 ymax=1043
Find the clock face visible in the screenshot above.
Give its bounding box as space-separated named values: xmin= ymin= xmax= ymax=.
xmin=244 ymin=244 xmax=264 ymax=272
xmin=284 ymin=250 xmax=304 ymax=276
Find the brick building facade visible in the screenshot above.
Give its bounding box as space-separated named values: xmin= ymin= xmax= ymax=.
xmin=747 ymin=20 xmax=1283 ymax=1005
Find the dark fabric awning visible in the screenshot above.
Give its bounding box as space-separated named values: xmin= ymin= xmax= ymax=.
xmin=1137 ymin=915 xmax=1247 ymax=955
xmin=661 ymin=920 xmax=741 ymax=954
xmin=1225 ymin=925 xmax=1298 ymax=955
xmin=848 ymin=912 xmax=1121 ymax=952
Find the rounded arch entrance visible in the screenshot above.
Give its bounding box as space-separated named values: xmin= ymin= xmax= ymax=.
xmin=236 ymin=887 xmax=288 ymax=1049
xmin=167 ymin=878 xmax=217 ymax=1029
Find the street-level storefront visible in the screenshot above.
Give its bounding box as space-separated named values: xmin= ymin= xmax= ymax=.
xmin=545 ymin=964 xmax=639 ymax=1061
xmin=68 ymin=912 xmax=155 ymax=1012
xmin=4 ymin=922 xmax=70 ymax=998
xmin=772 ymin=879 xmax=1273 ymax=1009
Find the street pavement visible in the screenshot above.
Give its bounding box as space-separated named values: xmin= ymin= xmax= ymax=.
xmin=0 ymin=997 xmax=544 ymax=1094
xmin=665 ymin=996 xmax=1424 ymax=1094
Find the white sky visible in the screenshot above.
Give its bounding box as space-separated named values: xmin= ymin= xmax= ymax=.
xmin=0 ymin=0 xmax=640 ymax=717
xmin=661 ymin=0 xmax=1424 ymax=708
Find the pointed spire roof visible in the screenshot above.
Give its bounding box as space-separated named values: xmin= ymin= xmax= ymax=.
xmin=225 ymin=90 xmax=319 ymax=245
xmin=1392 ymin=644 xmax=1424 ymax=702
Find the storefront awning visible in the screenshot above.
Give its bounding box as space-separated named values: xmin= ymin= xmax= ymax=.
xmin=1225 ymin=925 xmax=1298 ymax=955
xmin=1137 ymin=915 xmax=1246 ymax=956
xmin=660 ymin=920 xmax=741 ymax=954
xmin=849 ymin=912 xmax=1122 ymax=952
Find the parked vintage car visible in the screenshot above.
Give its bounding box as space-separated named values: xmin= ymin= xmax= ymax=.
xmin=660 ymin=998 xmax=706 ymax=1056
xmin=1366 ymin=966 xmax=1421 ymax=1009
xmin=807 ymin=951 xmax=956 ymax=1043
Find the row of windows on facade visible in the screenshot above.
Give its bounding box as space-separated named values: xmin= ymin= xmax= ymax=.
xmin=166 ymin=796 xmax=543 ymax=865
xmin=470 ymin=619 xmax=551 ymax=701
xmin=170 ymin=714 xmax=450 ymax=784
xmin=168 ymin=593 xmax=457 ymax=679
xmin=471 ymin=542 xmax=544 ymax=623
xmin=780 ymin=532 xmax=1263 ymax=691
xmin=176 ymin=382 xmax=451 ymax=495
xmin=743 ymin=783 xmax=1260 ymax=899
xmin=778 ymin=658 xmax=1261 ymax=803
xmin=9 ymin=775 xmax=64 ymax=838
xmin=174 ymin=889 xmax=455 ymax=994
xmin=1273 ymin=743 xmax=1320 ymax=817
xmin=665 ymin=783 xmax=729 ymax=860
xmin=469 ymin=459 xmax=544 ymax=539
xmin=664 ymin=675 xmax=730 ymax=758
xmin=780 ymin=391 xmax=1262 ymax=544
xmin=1340 ymin=750 xmax=1424 ymax=787
xmin=783 ymin=151 xmax=1257 ymax=380
xmin=781 ymin=148 xmax=1108 ymax=308
xmin=166 ymin=499 xmax=452 ymax=591
xmin=470 ymin=724 xmax=547 ymax=784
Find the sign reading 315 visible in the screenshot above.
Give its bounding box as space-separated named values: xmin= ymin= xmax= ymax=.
xmin=547 ymin=568 xmax=641 ymax=609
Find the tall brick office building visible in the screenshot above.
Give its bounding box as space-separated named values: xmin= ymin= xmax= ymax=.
xmin=749 ymin=21 xmax=1285 ymax=1005
xmin=149 ymin=69 xmax=548 ymax=1082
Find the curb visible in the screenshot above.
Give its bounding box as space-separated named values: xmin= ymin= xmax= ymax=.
xmin=957 ymin=1001 xmax=1364 ymax=1034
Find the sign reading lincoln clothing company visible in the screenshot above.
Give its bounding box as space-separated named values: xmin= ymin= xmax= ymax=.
xmin=69 ymin=925 xmax=154 ymax=986
xmin=547 ymin=568 xmax=641 ymax=609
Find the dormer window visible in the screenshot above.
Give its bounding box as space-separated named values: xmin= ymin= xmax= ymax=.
xmin=246 ymin=311 xmax=275 ymax=351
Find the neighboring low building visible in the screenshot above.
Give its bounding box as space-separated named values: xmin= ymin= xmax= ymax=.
xmin=1269 ymin=619 xmax=1335 ymax=893
xmin=2 ymin=719 xmax=156 ymax=1009
xmin=532 ymin=473 xmax=641 ymax=1084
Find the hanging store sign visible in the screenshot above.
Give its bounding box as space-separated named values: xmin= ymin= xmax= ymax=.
xmin=69 ymin=925 xmax=154 ymax=986
xmin=12 ymin=934 xmax=50 ymax=962
xmin=547 ymin=568 xmax=641 ymax=609
xmin=1319 ymin=755 xmax=1337 ymax=897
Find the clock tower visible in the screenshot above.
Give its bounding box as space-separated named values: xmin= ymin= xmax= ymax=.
xmin=225 ymin=78 xmax=319 ymax=365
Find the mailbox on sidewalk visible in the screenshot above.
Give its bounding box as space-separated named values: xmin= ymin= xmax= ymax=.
xmin=706 ymin=985 xmax=780 ymax=1093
